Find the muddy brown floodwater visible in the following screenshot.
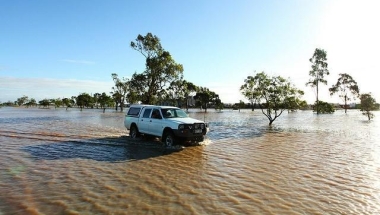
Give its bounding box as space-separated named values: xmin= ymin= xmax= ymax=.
xmin=0 ymin=107 xmax=379 ymax=214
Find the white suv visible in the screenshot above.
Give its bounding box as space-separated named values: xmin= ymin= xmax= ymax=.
xmin=124 ymin=105 xmax=208 ymax=146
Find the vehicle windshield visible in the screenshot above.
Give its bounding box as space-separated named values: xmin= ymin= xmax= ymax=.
xmin=161 ymin=108 xmax=188 ymax=118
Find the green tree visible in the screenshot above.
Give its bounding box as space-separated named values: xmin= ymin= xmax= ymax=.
xmin=284 ymin=96 xmax=307 ymax=112
xmin=360 ymin=93 xmax=377 ymax=120
xmin=238 ymin=100 xmax=245 ymax=112
xmin=98 ymin=92 xmax=114 ymax=113
xmin=16 ymin=95 xmax=28 ymax=106
xmin=38 ymin=99 xmax=50 ymax=108
xmin=241 ymin=72 xmax=304 ymax=125
xmin=51 ymin=98 xmax=62 ymax=109
xmin=194 ymin=87 xmax=220 ymax=113
xmin=306 ymin=48 xmax=329 ymax=114
xmin=183 ymin=81 xmax=198 ymax=111
xmin=130 ymin=33 xmax=184 ymax=104
xmin=240 ymin=75 xmax=262 ymax=111
xmin=62 ymin=98 xmax=73 ymax=110
xmin=70 ymin=96 xmax=77 ymax=107
xmin=313 ymin=101 xmax=334 ymax=114
xmin=165 ymin=80 xmax=197 ymax=108
xmin=76 ymin=93 xmax=93 ymax=111
xmin=93 ymin=93 xmax=101 ymax=109
xmin=329 ymin=73 xmax=360 ymax=113
xmin=111 ymin=73 xmax=130 ymax=112
xmin=25 ymin=98 xmax=37 ymax=108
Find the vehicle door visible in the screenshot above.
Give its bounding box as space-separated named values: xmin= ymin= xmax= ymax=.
xmin=149 ymin=108 xmax=164 ymax=136
xmin=138 ymin=108 xmax=152 ymax=134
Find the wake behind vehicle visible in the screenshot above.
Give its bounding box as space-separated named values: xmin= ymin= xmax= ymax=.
xmin=124 ymin=105 xmax=208 ymax=147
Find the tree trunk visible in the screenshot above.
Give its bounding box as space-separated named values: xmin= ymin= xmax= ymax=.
xmin=344 ymin=95 xmax=347 ymax=114
xmin=316 ymin=82 xmax=319 ymax=114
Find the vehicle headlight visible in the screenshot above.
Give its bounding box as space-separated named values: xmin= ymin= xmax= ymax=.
xmin=178 ymin=124 xmax=185 ymax=130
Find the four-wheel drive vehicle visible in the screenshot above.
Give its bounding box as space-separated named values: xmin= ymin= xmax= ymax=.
xmin=124 ymin=105 xmax=208 ymax=146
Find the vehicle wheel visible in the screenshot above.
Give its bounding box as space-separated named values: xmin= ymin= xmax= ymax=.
xmin=129 ymin=125 xmax=140 ymax=138
xmin=163 ymin=131 xmax=175 ymax=147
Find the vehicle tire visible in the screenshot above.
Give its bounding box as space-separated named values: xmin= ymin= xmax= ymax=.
xmin=129 ymin=125 xmax=140 ymax=138
xmin=163 ymin=131 xmax=175 ymax=147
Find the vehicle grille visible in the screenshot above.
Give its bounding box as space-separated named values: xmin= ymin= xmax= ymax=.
xmin=185 ymin=123 xmax=205 ymax=130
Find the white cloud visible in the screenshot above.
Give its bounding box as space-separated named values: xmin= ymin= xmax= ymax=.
xmin=0 ymin=77 xmax=113 ymax=102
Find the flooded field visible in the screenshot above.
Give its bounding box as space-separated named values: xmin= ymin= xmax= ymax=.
xmin=0 ymin=107 xmax=379 ymax=214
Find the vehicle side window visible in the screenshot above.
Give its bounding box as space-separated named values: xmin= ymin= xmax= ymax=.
xmin=142 ymin=108 xmax=152 ymax=118
xmin=151 ymin=109 xmax=162 ymax=119
xmin=127 ymin=107 xmax=141 ymax=116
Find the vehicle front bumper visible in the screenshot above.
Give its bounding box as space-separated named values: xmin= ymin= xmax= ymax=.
xmin=173 ymin=129 xmax=206 ymax=141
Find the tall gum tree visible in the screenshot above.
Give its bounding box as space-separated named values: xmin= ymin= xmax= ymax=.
xmin=241 ymin=72 xmax=304 ymax=125
xmin=329 ymin=73 xmax=360 ymax=113
xmin=130 ymin=33 xmax=184 ymax=104
xmin=306 ymin=48 xmax=329 ymax=114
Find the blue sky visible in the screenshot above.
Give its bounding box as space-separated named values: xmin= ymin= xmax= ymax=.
xmin=1 ymin=0 xmax=379 ymax=104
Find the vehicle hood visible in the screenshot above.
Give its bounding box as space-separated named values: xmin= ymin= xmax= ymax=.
xmin=166 ymin=117 xmax=205 ymax=124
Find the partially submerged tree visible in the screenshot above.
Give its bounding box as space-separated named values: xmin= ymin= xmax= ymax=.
xmin=38 ymin=99 xmax=50 ymax=108
xmin=25 ymin=98 xmax=37 ymax=108
xmin=194 ymin=87 xmax=220 ymax=113
xmin=241 ymin=72 xmax=304 ymax=125
xmin=284 ymin=96 xmax=308 ymax=112
xmin=76 ymin=93 xmax=93 ymax=111
xmin=130 ymin=33 xmax=184 ymax=104
xmin=16 ymin=95 xmax=29 ymax=106
xmin=240 ymin=75 xmax=261 ymax=111
xmin=360 ymin=93 xmax=376 ymax=120
xmin=51 ymin=98 xmax=62 ymax=109
xmin=313 ymin=101 xmax=334 ymax=114
xmin=306 ymin=48 xmax=329 ymax=114
xmin=62 ymin=98 xmax=73 ymax=110
xmin=182 ymin=80 xmax=198 ymax=111
xmin=329 ymin=73 xmax=360 ymax=113
xmin=98 ymin=92 xmax=114 ymax=113
xmin=111 ymin=73 xmax=130 ymax=112
xmin=164 ymin=80 xmax=198 ymax=109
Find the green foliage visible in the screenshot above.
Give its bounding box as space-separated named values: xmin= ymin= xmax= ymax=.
xmin=313 ymin=101 xmax=334 ymax=114
xmin=306 ymin=48 xmax=329 ymax=114
xmin=76 ymin=93 xmax=93 ymax=110
xmin=164 ymin=80 xmax=198 ymax=108
xmin=130 ymin=33 xmax=184 ymax=104
xmin=240 ymin=71 xmax=304 ymax=125
xmin=38 ymin=99 xmax=50 ymax=108
xmin=240 ymin=76 xmax=261 ymax=107
xmin=62 ymin=98 xmax=74 ymax=110
xmin=329 ymin=73 xmax=360 ymax=113
xmin=215 ymin=102 xmax=224 ymax=111
xmin=194 ymin=87 xmax=220 ymax=113
xmin=98 ymin=92 xmax=114 ymax=112
xmin=111 ymin=73 xmax=130 ymax=111
xmin=25 ymin=98 xmax=37 ymax=108
xmin=16 ymin=95 xmax=29 ymax=106
xmin=360 ymin=93 xmax=376 ymax=120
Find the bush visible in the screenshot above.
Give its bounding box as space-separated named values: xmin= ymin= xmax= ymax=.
xmin=314 ymin=101 xmax=335 ymax=114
